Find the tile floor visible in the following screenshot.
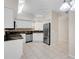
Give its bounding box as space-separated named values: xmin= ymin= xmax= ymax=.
xmin=21 ymin=42 xmax=72 ymax=59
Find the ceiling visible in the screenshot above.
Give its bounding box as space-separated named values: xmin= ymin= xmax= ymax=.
xmin=17 ymin=0 xmax=64 ymax=17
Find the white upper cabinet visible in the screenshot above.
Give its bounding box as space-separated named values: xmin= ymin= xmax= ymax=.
xmin=4 ymin=8 xmax=14 ymax=28
xmin=15 ymin=20 xmax=33 ymax=28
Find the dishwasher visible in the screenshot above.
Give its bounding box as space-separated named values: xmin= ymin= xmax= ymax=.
xmin=26 ymin=33 xmax=33 ymax=43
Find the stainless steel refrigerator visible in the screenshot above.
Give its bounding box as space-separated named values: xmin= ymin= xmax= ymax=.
xmin=43 ymin=23 xmax=51 ymax=45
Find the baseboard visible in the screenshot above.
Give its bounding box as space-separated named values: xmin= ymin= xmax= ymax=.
xmin=33 ymin=41 xmax=43 ymax=43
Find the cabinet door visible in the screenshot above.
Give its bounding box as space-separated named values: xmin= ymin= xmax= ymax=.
xmin=15 ymin=20 xmax=32 ymax=28
xmin=4 ymin=8 xmax=14 ymax=28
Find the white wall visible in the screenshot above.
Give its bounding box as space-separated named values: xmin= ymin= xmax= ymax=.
xmin=34 ymin=22 xmax=43 ymax=30
xmin=50 ymin=11 xmax=69 ymax=55
xmin=69 ymin=11 xmax=75 ymax=59
xmin=4 ymin=8 xmax=14 ymax=28
xmin=4 ymin=0 xmax=18 ymax=10
xmin=4 ymin=0 xmax=18 ymax=18
xmin=51 ymin=11 xmax=75 ymax=58
xmin=50 ymin=11 xmax=59 ymax=46
xmin=58 ymin=14 xmax=69 ymax=54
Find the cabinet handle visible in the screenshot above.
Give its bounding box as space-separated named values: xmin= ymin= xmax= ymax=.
xmin=14 ymin=21 xmax=16 ymax=29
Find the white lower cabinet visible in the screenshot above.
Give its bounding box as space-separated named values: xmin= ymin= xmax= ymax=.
xmin=4 ymin=39 xmax=23 ymax=59
xmin=20 ymin=34 xmax=26 ymax=43
xmin=33 ymin=33 xmax=43 ymax=42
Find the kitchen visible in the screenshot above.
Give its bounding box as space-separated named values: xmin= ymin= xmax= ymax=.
xmin=4 ymin=1 xmax=51 ymax=58
xmin=4 ymin=0 xmax=75 ymax=59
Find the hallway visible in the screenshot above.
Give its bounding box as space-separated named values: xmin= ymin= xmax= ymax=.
xmin=21 ymin=42 xmax=70 ymax=59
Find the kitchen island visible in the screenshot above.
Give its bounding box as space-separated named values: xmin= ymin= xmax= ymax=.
xmin=4 ymin=28 xmax=44 ymax=59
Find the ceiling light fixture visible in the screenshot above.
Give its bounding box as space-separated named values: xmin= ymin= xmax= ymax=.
xmin=60 ymin=2 xmax=70 ymax=12
xmin=18 ymin=4 xmax=24 ymax=14
xmin=60 ymin=0 xmax=75 ymax=12
xmin=18 ymin=0 xmax=25 ymax=14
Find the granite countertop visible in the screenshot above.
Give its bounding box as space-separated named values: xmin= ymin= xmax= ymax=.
xmin=4 ymin=34 xmax=23 ymax=41
xmin=4 ymin=28 xmax=43 ymax=41
xmin=5 ymin=28 xmax=34 ymax=32
xmin=5 ymin=28 xmax=43 ymax=33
